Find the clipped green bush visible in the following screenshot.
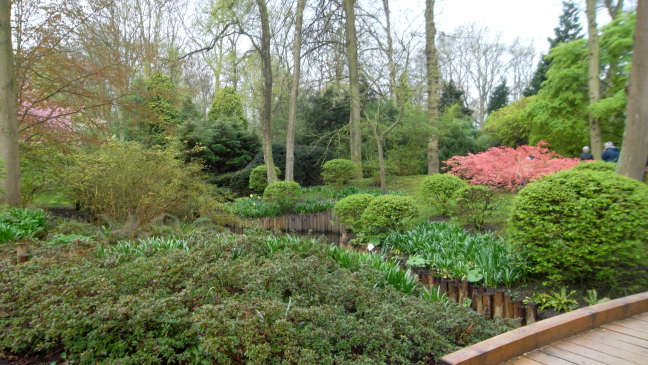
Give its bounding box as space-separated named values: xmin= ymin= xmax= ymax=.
xmin=420 ymin=174 xmax=467 ymax=215
xmin=508 ymin=169 xmax=648 ymax=288
xmin=322 ymin=159 xmax=357 ymax=187
xmin=451 ymin=185 xmax=498 ymax=231
xmin=264 ymin=181 xmax=301 ymax=213
xmin=249 ymin=165 xmax=281 ymax=192
xmin=572 ymin=161 xmax=616 ymax=173
xmin=360 ymin=195 xmax=418 ymax=235
xmin=333 ymin=194 xmax=376 ymax=231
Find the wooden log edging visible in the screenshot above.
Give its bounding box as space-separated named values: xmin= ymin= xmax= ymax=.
xmin=437 ymin=291 xmax=648 ymax=365
xmin=251 ymin=210 xmax=346 ymax=234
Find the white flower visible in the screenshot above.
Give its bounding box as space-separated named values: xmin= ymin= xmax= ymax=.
xmin=367 ymin=244 xmax=375 ymax=252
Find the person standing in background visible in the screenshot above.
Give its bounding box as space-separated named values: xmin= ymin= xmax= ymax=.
xmin=579 ymin=146 xmax=594 ymax=160
xmin=602 ymin=142 xmax=620 ymax=162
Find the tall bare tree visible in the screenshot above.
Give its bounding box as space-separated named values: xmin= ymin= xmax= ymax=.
xmin=586 ymin=0 xmax=603 ymax=160
xmin=343 ymin=0 xmax=363 ymax=178
xmin=0 ymin=0 xmax=20 ymax=206
xmin=425 ymin=0 xmax=440 ymax=174
xmin=616 ymin=0 xmax=648 ymax=181
xmin=285 ymin=0 xmax=307 ymax=181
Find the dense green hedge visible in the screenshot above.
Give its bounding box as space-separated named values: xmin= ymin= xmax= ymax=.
xmin=508 ymin=169 xmax=648 ymax=289
xmin=0 ymin=233 xmax=512 ymax=364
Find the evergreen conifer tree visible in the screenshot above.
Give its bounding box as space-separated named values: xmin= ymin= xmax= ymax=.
xmin=523 ymin=1 xmax=583 ymax=97
xmin=487 ymin=80 xmax=510 ymax=114
xmin=439 ymin=80 xmax=473 ymax=117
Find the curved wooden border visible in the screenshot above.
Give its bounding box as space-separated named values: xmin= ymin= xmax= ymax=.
xmin=438 ymin=291 xmax=648 ymax=365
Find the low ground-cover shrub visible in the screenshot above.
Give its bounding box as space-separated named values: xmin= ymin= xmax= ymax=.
xmin=508 ymin=169 xmax=648 ymax=290
xmin=322 ymin=159 xmax=357 ymax=187
xmin=0 ymin=232 xmax=513 ymax=364
xmin=444 ymin=142 xmax=579 ymax=190
xmin=420 ymin=174 xmax=467 ymax=215
xmin=383 ymin=222 xmax=526 ymax=288
xmin=0 ymin=207 xmax=49 ymax=243
xmin=293 ymin=198 xmax=335 ymax=215
xmin=231 ymin=196 xmax=282 ymax=218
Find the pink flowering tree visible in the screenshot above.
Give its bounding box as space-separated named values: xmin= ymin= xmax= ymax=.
xmin=18 ymin=97 xmax=81 ymax=146
xmin=444 ymin=142 xmax=580 ymax=190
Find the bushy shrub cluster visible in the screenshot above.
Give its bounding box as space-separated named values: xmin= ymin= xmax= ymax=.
xmin=249 ymin=165 xmax=281 ymax=192
xmin=508 ymin=169 xmax=648 ymax=289
xmin=451 ymin=185 xmax=499 ymax=231
xmin=420 ymin=174 xmax=467 ymax=215
xmin=322 ymin=159 xmax=357 ymax=187
xmin=571 ymin=160 xmax=616 ymax=173
xmin=332 ymin=194 xmax=375 ymax=231
xmin=264 ymin=181 xmax=301 ymax=213
xmin=60 ymin=140 xmax=225 ymax=223
xmin=0 ymin=233 xmax=513 ymax=364
xmin=360 ymin=195 xmax=418 ymax=234
xmin=444 ymin=142 xmax=579 ymax=190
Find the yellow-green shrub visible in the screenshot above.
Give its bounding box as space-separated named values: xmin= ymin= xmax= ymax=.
xmin=249 ymin=165 xmax=281 ymax=192
xmin=420 ymin=174 xmax=467 ymax=215
xmin=61 ymin=140 xmax=225 ymax=223
xmin=333 ymin=194 xmax=376 ymax=231
xmin=322 ymin=159 xmax=357 ymax=187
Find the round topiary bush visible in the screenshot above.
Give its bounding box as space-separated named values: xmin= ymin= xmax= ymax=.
xmin=333 ymin=194 xmax=376 ymax=231
xmin=571 ymin=161 xmax=617 ymax=173
xmin=451 ymin=185 xmax=498 ymax=231
xmin=508 ymin=169 xmax=648 ymax=287
xmin=249 ymin=165 xmax=281 ymax=192
xmin=264 ymin=181 xmax=301 ymax=213
xmin=360 ymin=195 xmax=419 ymax=235
xmin=322 ymin=159 xmax=357 ymax=187
xmin=420 ymin=174 xmax=467 ymax=215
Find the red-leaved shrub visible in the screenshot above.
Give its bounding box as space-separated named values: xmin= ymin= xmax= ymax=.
xmin=444 ymin=142 xmax=579 ymax=190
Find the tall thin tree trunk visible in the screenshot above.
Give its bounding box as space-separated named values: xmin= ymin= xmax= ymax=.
xmin=425 ymin=0 xmax=440 ymax=174
xmin=343 ymin=0 xmax=362 ymax=178
xmin=0 ymin=0 xmax=21 ymax=207
xmin=382 ymin=0 xmax=397 ymax=106
xmin=617 ymin=0 xmax=648 ymax=181
xmin=586 ymin=0 xmax=603 ymax=160
xmin=285 ymin=0 xmax=307 ymax=182
xmin=256 ymin=0 xmax=278 ymax=183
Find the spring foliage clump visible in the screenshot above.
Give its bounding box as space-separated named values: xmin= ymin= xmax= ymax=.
xmin=61 ymin=140 xmax=224 ymax=223
xmin=444 ymin=142 xmax=579 ymax=190
xmin=420 ymin=174 xmax=467 ymax=215
xmin=332 ymin=194 xmax=376 ymax=231
xmin=0 ymin=233 xmax=513 ymax=364
xmin=508 ymin=169 xmax=648 ymax=289
xmin=322 ymin=159 xmax=357 ymax=186
xmin=360 ymin=195 xmax=418 ymax=235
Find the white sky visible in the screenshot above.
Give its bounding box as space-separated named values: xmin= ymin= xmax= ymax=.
xmin=435 ymin=0 xmax=565 ymax=46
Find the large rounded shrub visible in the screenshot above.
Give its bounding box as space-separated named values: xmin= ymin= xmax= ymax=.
xmin=360 ymin=195 xmax=419 ymax=234
xmin=451 ymin=185 xmax=498 ymax=231
xmin=249 ymin=165 xmax=281 ymax=192
xmin=420 ymin=174 xmax=467 ymax=215
xmin=571 ymin=161 xmax=616 ymax=173
xmin=333 ymin=194 xmax=376 ymax=231
xmin=508 ymin=169 xmax=648 ymax=287
xmin=322 ymin=159 xmax=357 ymax=187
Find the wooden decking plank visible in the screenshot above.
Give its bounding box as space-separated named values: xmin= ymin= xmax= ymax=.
xmin=506 ymin=357 xmax=545 ymax=365
xmin=563 ymin=335 xmax=647 ymax=364
xmin=551 ymin=340 xmax=637 ymax=365
xmin=525 ymin=350 xmax=578 ymax=365
xmin=602 ymin=323 xmax=648 ymax=341
xmin=539 ymin=344 xmax=609 ymax=364
xmin=596 ymin=328 xmax=648 ymax=348
xmin=577 ymin=329 xmax=648 ymax=354
xmin=634 ymin=312 xmax=648 ymax=322
xmin=614 ymin=318 xmax=648 ymax=334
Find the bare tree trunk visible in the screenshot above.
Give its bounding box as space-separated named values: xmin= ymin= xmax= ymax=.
xmin=425 ymin=0 xmax=440 ymax=174
xmin=0 ymin=0 xmax=21 ymax=207
xmin=382 ymin=0 xmax=397 ymax=106
xmin=370 ymin=106 xmax=403 ymax=195
xmin=257 ymin=0 xmax=278 ymax=183
xmin=343 ymin=0 xmax=362 ymax=178
xmin=604 ymin=0 xmax=624 ymax=19
xmin=285 ymin=0 xmax=307 ymax=182
xmin=617 ymin=0 xmax=648 ymax=181
xmin=586 ymin=0 xmax=603 ymax=160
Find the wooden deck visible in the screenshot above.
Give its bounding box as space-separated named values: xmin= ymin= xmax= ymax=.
xmin=507 ymin=313 xmax=648 ymax=364
xmin=437 ymin=291 xmax=648 ymax=365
